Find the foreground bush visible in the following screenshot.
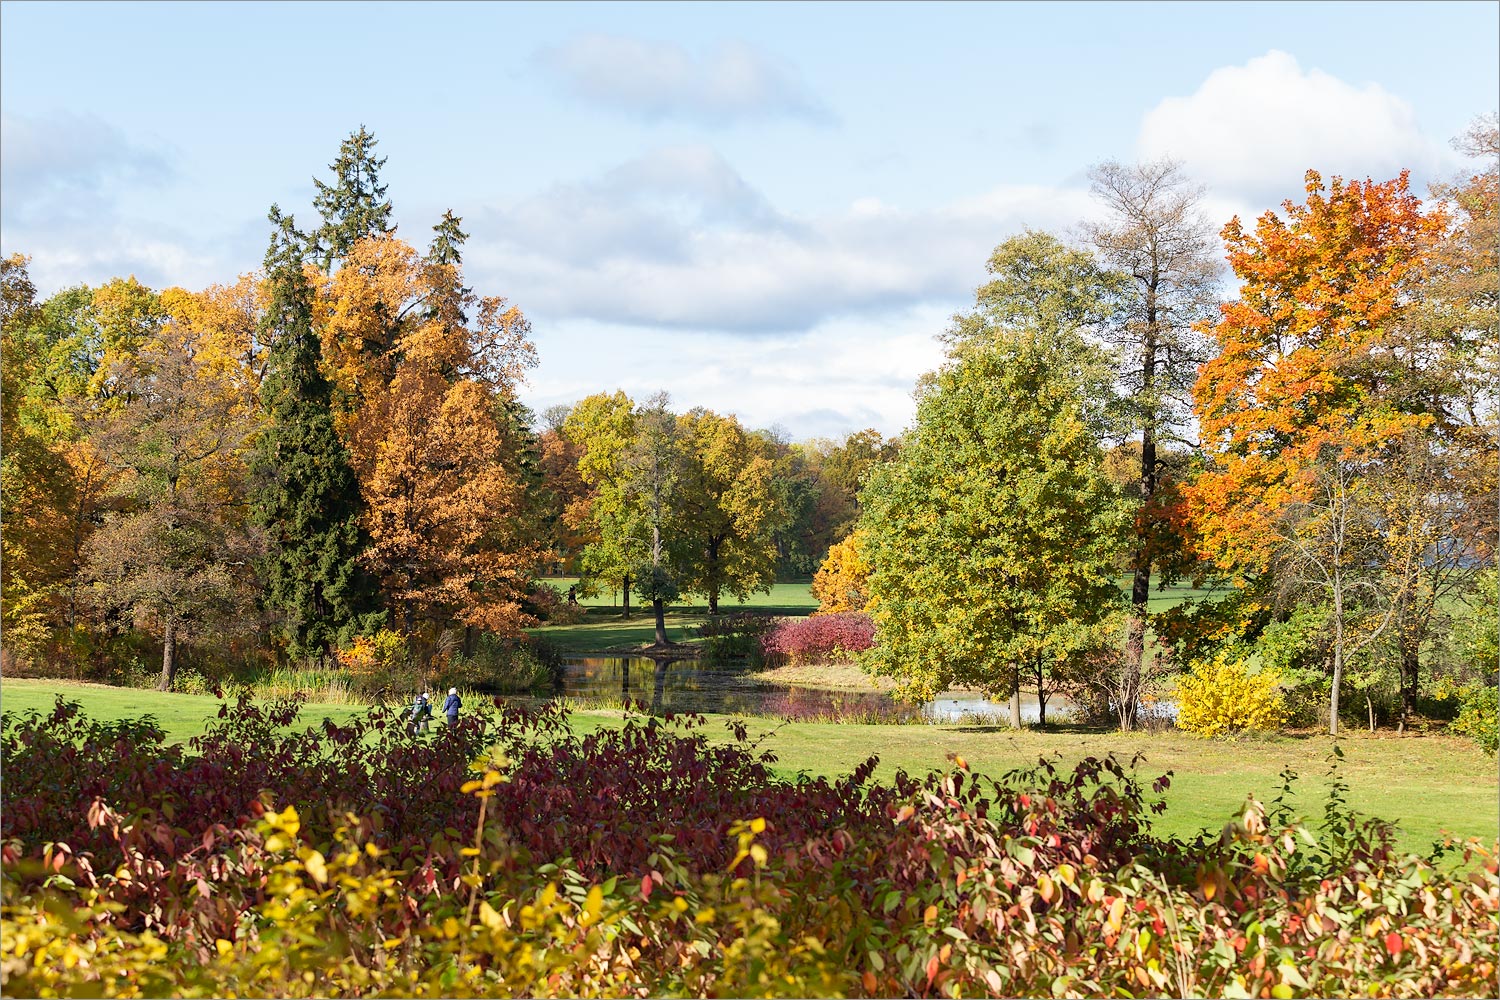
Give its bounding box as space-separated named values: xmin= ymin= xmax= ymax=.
xmin=1176 ymin=654 xmax=1288 ymax=738
xmin=2 ymin=697 xmax=1497 ymax=997
xmin=760 ymin=612 xmax=876 ymax=666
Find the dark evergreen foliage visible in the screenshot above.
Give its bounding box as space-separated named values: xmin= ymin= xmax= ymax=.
xmin=251 ymin=207 xmax=384 ymax=660
xmin=311 ymin=125 xmax=395 ymax=271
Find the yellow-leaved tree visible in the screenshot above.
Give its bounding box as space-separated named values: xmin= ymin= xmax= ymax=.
xmin=811 ymin=529 xmax=869 ymax=614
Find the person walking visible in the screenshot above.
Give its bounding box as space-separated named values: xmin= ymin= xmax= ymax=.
xmin=409 ymin=692 xmax=432 ymax=735
xmin=442 ymin=687 xmax=462 ymax=728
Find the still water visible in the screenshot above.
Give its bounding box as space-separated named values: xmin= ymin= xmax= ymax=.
xmin=558 ymin=656 xmax=1071 ymax=724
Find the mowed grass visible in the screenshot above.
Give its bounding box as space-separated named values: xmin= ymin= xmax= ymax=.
xmin=530 ymin=581 xmax=817 ymax=654
xmin=0 ymin=678 xmax=372 ymax=745
xmin=4 ymin=679 xmax=1493 ymax=853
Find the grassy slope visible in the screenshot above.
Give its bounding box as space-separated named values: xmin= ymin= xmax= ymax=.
xmin=4 ymin=678 xmax=1493 ymax=852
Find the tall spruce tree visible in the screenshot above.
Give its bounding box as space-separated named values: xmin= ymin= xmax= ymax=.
xmin=312 ymin=125 xmax=395 ymax=271
xmin=252 ymin=206 xmax=384 ymax=661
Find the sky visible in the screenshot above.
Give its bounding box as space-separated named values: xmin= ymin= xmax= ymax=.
xmin=3 ymin=1 xmax=1496 ymax=441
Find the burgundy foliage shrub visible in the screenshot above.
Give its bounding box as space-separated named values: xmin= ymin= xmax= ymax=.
xmin=760 ymin=612 xmax=876 ymax=665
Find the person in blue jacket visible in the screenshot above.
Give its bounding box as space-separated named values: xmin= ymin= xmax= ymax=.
xmin=442 ymin=687 xmax=462 ymax=728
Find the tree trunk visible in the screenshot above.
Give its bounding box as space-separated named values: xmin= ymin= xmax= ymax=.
xmin=157 ymin=618 xmax=178 ymax=691
xmin=1035 ymin=655 xmax=1047 ymax=727
xmin=1329 ymin=643 xmax=1342 ymax=738
xmin=1120 ymin=288 xmax=1160 ymax=733
xmin=1367 ymin=695 xmax=1376 ymax=733
xmin=653 ymin=599 xmax=667 ymax=645
xmin=707 ymin=536 xmax=721 ymax=615
xmin=1398 ymin=644 xmax=1420 ymax=733
xmin=1329 ymin=576 xmax=1343 ymax=738
xmin=621 ymin=573 xmax=631 ymax=618
xmin=1009 ymin=669 xmax=1022 ymax=729
xmin=1122 ymin=612 xmax=1145 ymax=731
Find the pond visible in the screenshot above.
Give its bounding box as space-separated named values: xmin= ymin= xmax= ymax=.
xmin=556 ymin=656 xmax=1073 ymax=725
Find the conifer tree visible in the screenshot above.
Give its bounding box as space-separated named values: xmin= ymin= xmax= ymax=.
xmin=251 ymin=206 xmax=383 ymax=661
xmin=312 ymin=125 xmax=395 ymax=271
xmin=428 ymin=209 xmax=468 ymax=268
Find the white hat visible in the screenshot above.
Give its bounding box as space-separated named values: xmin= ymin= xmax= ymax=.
xmin=449 ymin=687 xmax=457 ymax=695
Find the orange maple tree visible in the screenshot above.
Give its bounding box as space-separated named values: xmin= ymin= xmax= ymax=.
xmin=1187 ymin=170 xmax=1448 ymax=576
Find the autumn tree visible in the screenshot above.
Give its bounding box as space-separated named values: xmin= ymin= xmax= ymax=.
xmin=0 ymin=264 xmax=134 ymax=649
xmin=536 ymin=405 xmax=591 ymax=574
xmin=1189 ymin=170 xmax=1450 ymax=735
xmin=565 ymin=391 xmax=646 ymax=614
xmin=629 ymin=393 xmax=686 ymax=645
xmin=815 ymin=429 xmax=900 ymax=547
xmin=1373 ymin=114 xmax=1500 ymax=725
xmin=250 ymin=208 xmax=384 ymax=662
xmin=313 ymin=125 xmax=395 ymax=272
xmin=674 ymin=408 xmax=782 ymax=614
xmin=0 ymin=256 xmax=73 ymax=659
xmin=861 ymin=306 xmax=1128 ymax=722
xmin=1083 ymin=161 xmax=1222 ymax=729
xmin=810 ymin=529 xmax=869 ymax=614
xmin=79 ymin=317 xmax=259 ymax=690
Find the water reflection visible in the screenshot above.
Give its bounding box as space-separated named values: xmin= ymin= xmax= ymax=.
xmin=557 ymin=656 xmax=1072 ymax=725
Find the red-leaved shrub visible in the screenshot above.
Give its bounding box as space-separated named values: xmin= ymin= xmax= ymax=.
xmin=760 ymin=612 xmax=875 ymax=665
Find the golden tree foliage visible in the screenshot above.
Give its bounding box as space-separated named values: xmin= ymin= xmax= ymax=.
xmin=160 ymin=273 xmax=268 ymax=395
xmin=86 ymin=276 xmax=167 ymax=403
xmin=352 ymin=372 xmax=541 ymax=635
xmin=811 ymin=529 xmax=869 ymax=614
xmin=319 ymin=234 xmax=543 ymax=638
xmin=0 ymin=255 xmax=71 ymax=656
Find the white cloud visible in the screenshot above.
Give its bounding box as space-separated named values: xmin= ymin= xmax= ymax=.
xmin=536 ymin=33 xmax=831 ymax=125
xmin=519 ymin=306 xmax=952 ymax=441
xmin=1137 ymin=50 xmax=1457 ymax=209
xmin=467 ymin=147 xmax=1094 ymax=336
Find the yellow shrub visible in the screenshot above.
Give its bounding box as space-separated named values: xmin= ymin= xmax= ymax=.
xmin=811 ymin=530 xmax=869 ymax=614
xmin=1175 ymin=654 xmax=1288 ymax=738
xmin=335 ymin=629 xmax=408 ymax=675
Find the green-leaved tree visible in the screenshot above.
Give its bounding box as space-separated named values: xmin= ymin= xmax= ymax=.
xmin=863 ymin=234 xmax=1129 ymax=721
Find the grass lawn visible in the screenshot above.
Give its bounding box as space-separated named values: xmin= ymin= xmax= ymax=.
xmin=4 ymin=678 xmax=1493 ymax=854
xmin=530 ymin=582 xmax=817 ymax=655
xmin=671 ymin=715 xmax=1498 ymax=851
xmin=0 ymin=678 xmax=371 ymax=745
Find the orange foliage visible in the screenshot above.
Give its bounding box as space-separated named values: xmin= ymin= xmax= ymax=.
xmin=1187 ymin=170 xmax=1447 ymax=574
xmin=319 ymin=234 xmax=544 ymax=637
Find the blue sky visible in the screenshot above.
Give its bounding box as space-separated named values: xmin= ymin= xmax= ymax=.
xmin=3 ymin=1 xmax=1496 ymax=439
